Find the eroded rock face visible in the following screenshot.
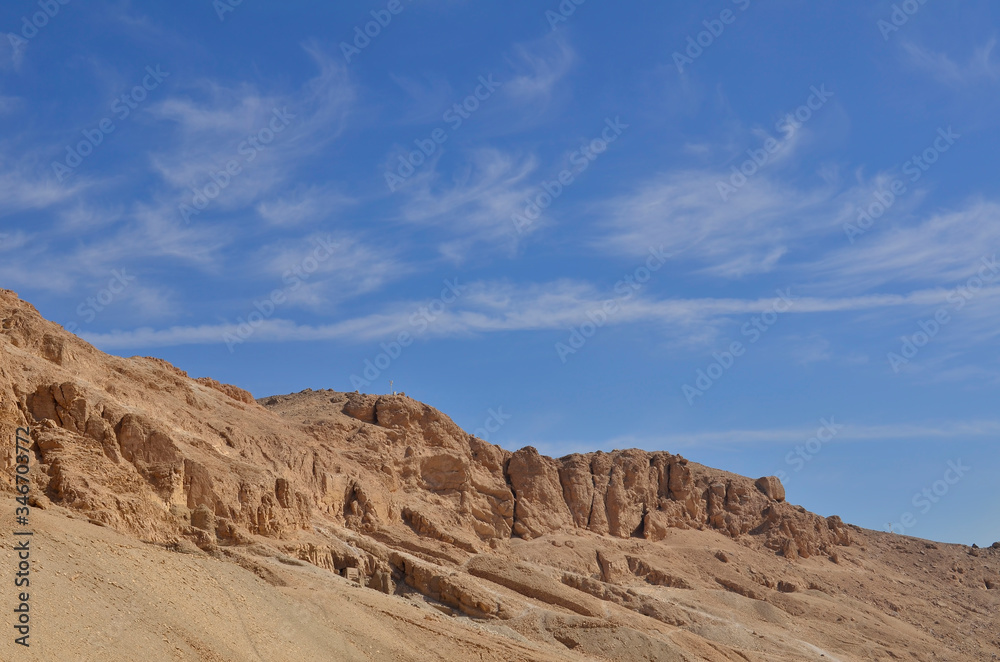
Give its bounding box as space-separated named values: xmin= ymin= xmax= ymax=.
xmin=18 ymin=374 xmax=313 ymax=542
xmin=15 ymin=372 xmax=847 ymax=559
xmin=194 ymin=377 xmax=258 ymax=406
xmin=507 ymin=447 xmax=574 ymax=538
xmin=482 ymin=446 xmax=842 ymax=557
xmin=20 ymin=375 xmax=842 ymax=558
xmin=0 ymin=287 xmax=848 ymax=585
xmin=341 ymin=392 xmax=378 ymax=424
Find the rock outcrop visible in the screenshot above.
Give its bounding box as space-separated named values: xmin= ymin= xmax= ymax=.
xmin=2 ymin=288 xmax=997 ymax=662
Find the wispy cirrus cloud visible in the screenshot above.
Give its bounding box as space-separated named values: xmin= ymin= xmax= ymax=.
xmin=902 ymin=39 xmax=1000 ymax=86
xmin=594 ymin=149 xmax=994 ymax=290
xmin=0 ymin=199 xmax=228 ymax=294
xmin=0 ymin=156 xmax=90 ymax=216
xmin=587 ymin=419 xmax=1000 ymax=451
xmin=252 ymin=234 xmax=409 ymax=309
xmin=0 ymin=43 xmax=359 ymax=308
xmin=77 ymin=277 xmax=1000 ymax=350
xmin=397 ymin=148 xmax=540 ymax=257
xmin=596 ymin=169 xmax=847 ymax=277
xmin=504 ymin=35 xmax=576 ymax=111
xmin=0 ymin=230 xmax=30 ymax=252
xmin=256 ymin=185 xmax=356 ymax=227
xmin=148 ymin=44 xmax=355 ymax=212
xmin=815 ymin=199 xmax=1000 ymax=288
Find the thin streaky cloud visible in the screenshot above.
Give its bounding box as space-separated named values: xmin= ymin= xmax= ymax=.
xmin=815 ymin=199 xmax=1000 ymax=288
xmin=78 ymin=280 xmax=1000 ymax=349
xmin=580 ymin=420 xmax=1000 ymax=450
xmin=902 ymin=39 xmax=1000 ymax=86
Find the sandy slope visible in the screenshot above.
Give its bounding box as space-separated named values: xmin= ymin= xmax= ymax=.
xmin=0 ymin=508 xmax=578 ymax=662
xmin=2 ymin=506 xmax=998 ymax=661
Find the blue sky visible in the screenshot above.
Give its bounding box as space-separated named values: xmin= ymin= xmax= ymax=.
xmin=2 ymin=0 xmax=999 ymax=546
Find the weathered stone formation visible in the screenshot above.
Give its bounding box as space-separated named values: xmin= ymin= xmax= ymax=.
xmin=0 ymin=286 xmax=848 ymax=593
xmin=332 ymin=394 xmax=850 ymax=559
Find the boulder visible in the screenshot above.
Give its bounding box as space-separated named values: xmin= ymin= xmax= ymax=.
xmin=755 ymin=476 xmax=786 ymax=502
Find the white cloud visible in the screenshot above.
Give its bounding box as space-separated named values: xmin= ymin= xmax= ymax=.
xmin=505 ymin=35 xmax=575 ymax=103
xmin=0 ymin=198 xmax=229 ymax=294
xmin=256 ymin=185 xmax=356 ymax=227
xmin=397 ymin=148 xmax=541 ymax=256
xmin=590 ymin=419 xmax=1000 ymax=450
xmin=0 ymin=231 xmax=29 ymax=252
xmin=77 ymin=278 xmax=1000 ymax=350
xmin=0 ymin=157 xmax=89 ymax=216
xmin=147 ymin=44 xmax=355 ymax=212
xmin=0 ymin=46 xmax=359 ymax=305
xmin=597 ymin=169 xmax=845 ymax=277
xmin=816 ymin=199 xmax=1000 ymax=288
xmin=254 ymin=234 xmax=409 ymax=308
xmin=903 ymin=39 xmax=1000 ymax=86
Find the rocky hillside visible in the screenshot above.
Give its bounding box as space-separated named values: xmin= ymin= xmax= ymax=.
xmin=1 ymin=289 xmax=998 ymax=661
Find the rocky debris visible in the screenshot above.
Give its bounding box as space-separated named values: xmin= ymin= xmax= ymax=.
xmin=777 ymin=581 xmax=798 ymax=593
xmin=20 ymin=373 xmax=314 ymax=542
xmin=367 ymin=568 xmax=394 ymax=594
xmin=496 ymin=444 xmax=844 ymax=558
xmin=545 ymin=615 xmax=687 ymax=662
xmin=401 ymin=507 xmax=478 ymax=553
xmin=193 ymin=377 xmax=258 ymax=405
xmin=642 ymin=510 xmax=671 ymax=542
xmin=283 ymin=539 xmax=371 ymax=578
xmin=191 ymin=504 xmax=216 ymax=532
xmin=755 ymin=476 xmax=786 ymax=502
xmin=129 ymin=356 xmax=191 ymax=381
xmin=626 ymin=556 xmax=693 ymax=590
xmin=8 ymin=335 xmax=851 ymax=565
xmin=466 ymin=556 xmax=604 ymax=618
xmin=559 ymin=572 xmax=689 ymax=627
xmin=396 ymin=553 xmax=503 ymax=618
xmin=341 ymin=392 xmax=378 ymax=424
xmin=715 ymin=577 xmax=764 ymax=601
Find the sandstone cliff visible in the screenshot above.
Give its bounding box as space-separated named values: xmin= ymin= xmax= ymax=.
xmin=1 ymin=289 xmax=997 ymax=662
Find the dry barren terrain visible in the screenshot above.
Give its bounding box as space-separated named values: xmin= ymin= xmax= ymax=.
xmin=1 ymin=289 xmax=998 ymax=661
